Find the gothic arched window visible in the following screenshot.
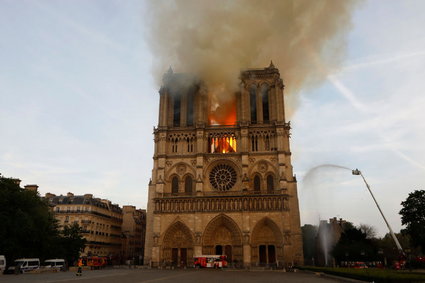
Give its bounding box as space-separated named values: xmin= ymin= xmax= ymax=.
xmin=173 ymin=96 xmax=181 ymax=127
xmin=187 ymin=88 xmax=195 ymax=126
xmin=250 ymin=86 xmax=257 ymax=123
xmin=184 ymin=176 xmax=193 ymax=194
xmin=267 ymin=175 xmax=274 ymax=193
xmin=261 ymin=84 xmax=270 ymax=123
xmin=172 ymin=176 xmax=179 ymax=194
xmin=254 ymin=175 xmax=261 ymax=192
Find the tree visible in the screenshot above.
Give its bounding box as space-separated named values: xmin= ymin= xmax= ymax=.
xmin=332 ymin=226 xmax=379 ymax=263
xmin=0 ymin=176 xmax=61 ymax=261
xmin=359 ymin=224 xmax=377 ymax=239
xmin=399 ymin=190 xmax=425 ymax=253
xmin=0 ymin=175 xmax=86 ymax=265
xmin=301 ymin=224 xmax=318 ymax=265
xmin=59 ymin=223 xmax=87 ymax=266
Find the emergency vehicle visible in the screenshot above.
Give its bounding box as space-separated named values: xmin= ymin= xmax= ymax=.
xmin=193 ymin=255 xmax=227 ymax=268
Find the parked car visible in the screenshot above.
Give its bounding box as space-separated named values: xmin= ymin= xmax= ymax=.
xmin=0 ymin=255 xmax=6 ymax=274
xmin=43 ymin=259 xmax=66 ymax=271
xmin=6 ymin=258 xmax=40 ymax=274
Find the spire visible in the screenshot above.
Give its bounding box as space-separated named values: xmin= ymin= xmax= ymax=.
xmin=268 ymin=60 xmax=275 ymax=69
xmin=162 ymin=66 xmax=174 ymax=84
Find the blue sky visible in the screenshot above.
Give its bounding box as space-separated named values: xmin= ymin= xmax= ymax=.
xmin=1 ymin=0 xmax=424 ymax=237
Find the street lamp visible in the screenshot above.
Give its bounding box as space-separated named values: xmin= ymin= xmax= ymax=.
xmin=352 ymin=169 xmax=404 ymax=254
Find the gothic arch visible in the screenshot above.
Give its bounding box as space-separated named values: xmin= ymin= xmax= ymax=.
xmin=251 ymin=217 xmax=284 ymax=266
xmin=169 ymin=174 xmax=180 ymax=194
xmin=252 ymin=174 xmax=261 ymax=192
xmin=161 ymin=220 xmax=194 ymax=266
xmin=202 ymin=214 xmax=243 ymax=263
xmin=166 ymin=162 xmax=196 ymax=180
xmin=265 ymin=173 xmax=276 ymax=193
xmin=162 ymin=220 xmax=194 ymax=247
xmin=183 ymin=174 xmax=194 ymax=194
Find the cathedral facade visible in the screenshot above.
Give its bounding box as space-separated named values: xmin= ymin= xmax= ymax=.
xmin=144 ymin=64 xmax=303 ymax=268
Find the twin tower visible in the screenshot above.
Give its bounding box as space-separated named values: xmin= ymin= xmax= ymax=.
xmin=144 ymin=64 xmax=303 ymax=267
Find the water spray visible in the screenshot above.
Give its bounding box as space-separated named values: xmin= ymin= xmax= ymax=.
xmin=352 ymin=168 xmax=404 ymax=254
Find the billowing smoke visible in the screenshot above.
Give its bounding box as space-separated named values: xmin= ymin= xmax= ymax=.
xmin=145 ymin=0 xmax=361 ymax=115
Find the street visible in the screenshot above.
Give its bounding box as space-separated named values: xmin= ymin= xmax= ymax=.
xmin=0 ymin=268 xmax=357 ymax=283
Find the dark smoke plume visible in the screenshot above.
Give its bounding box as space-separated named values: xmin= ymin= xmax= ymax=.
xmin=144 ymin=0 xmax=361 ymax=114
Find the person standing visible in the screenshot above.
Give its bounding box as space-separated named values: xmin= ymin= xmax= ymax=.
xmin=76 ymin=259 xmax=83 ymax=276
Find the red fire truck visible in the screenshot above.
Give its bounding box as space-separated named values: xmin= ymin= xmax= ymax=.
xmin=194 ymin=255 xmax=228 ymax=268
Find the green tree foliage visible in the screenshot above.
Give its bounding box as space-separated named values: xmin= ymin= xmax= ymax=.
xmin=59 ymin=223 xmax=87 ymax=265
xmin=332 ymin=226 xmax=378 ymax=262
xmin=0 ymin=175 xmax=86 ymax=264
xmin=0 ymin=176 xmax=60 ymax=261
xmin=301 ymin=224 xmax=318 ymax=265
xmin=399 ymin=190 xmax=425 ymax=253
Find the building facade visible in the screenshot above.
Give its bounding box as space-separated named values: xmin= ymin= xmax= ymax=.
xmin=144 ymin=64 xmax=303 ymax=268
xmin=46 ymin=192 xmax=145 ymax=262
xmin=122 ymin=205 xmax=147 ymax=264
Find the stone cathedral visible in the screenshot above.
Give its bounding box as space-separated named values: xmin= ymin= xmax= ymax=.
xmin=144 ymin=63 xmax=303 ymax=268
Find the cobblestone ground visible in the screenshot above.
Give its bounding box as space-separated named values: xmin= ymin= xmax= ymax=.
xmin=0 ymin=268 xmax=354 ymax=283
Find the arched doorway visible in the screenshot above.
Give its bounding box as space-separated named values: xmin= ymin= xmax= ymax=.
xmin=162 ymin=221 xmax=194 ymax=267
xmin=203 ymin=214 xmax=243 ymax=265
xmin=251 ymin=217 xmax=284 ymax=267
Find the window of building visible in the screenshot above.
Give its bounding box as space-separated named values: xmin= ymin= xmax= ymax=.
xmin=172 ymin=138 xmax=178 ymax=153
xmin=173 ymin=96 xmax=181 ymax=127
xmin=267 ymin=175 xmax=274 ymax=193
xmin=251 ymin=136 xmax=258 ymax=151
xmin=187 ymin=89 xmax=194 ymax=126
xmin=265 ymin=135 xmax=271 ymax=151
xmin=184 ymin=176 xmax=193 ymax=195
xmin=250 ymin=86 xmax=257 ymax=123
xmin=172 ymin=176 xmax=179 ymax=194
xmin=261 ymin=84 xmax=270 ymax=123
xmin=254 ymin=175 xmax=261 ymax=192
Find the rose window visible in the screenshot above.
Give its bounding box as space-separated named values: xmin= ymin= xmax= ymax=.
xmin=209 ymin=164 xmax=237 ymax=191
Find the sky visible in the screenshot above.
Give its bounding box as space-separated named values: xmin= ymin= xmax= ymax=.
xmin=1 ymin=0 xmax=425 ymax=238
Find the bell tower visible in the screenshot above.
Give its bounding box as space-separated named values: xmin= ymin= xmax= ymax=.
xmin=144 ymin=63 xmax=303 ymax=268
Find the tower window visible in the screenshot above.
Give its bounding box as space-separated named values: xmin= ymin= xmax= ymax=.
xmin=187 ymin=89 xmax=194 ymax=126
xmin=267 ymin=175 xmax=274 ymax=193
xmin=172 ymin=138 xmax=178 ymax=153
xmin=261 ymin=85 xmax=269 ymax=123
xmin=173 ymin=96 xmax=181 ymax=127
xmin=254 ymin=175 xmax=261 ymax=192
xmin=250 ymin=86 xmax=257 ymax=123
xmin=184 ymin=176 xmax=193 ymax=194
xmin=172 ymin=176 xmax=179 ymax=194
xmin=251 ymin=136 xmax=258 ymax=151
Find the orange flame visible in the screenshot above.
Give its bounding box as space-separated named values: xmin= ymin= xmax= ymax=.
xmin=208 ymin=96 xmax=237 ymax=125
xmin=209 ymin=136 xmax=237 ymax=153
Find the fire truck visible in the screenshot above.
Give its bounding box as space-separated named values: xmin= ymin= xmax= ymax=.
xmin=194 ymin=255 xmax=228 ymax=268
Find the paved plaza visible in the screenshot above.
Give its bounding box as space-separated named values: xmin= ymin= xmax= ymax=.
xmin=0 ymin=268 xmax=357 ymax=283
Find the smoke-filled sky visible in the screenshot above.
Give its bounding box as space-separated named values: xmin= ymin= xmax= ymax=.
xmin=1 ymin=0 xmax=425 ymax=237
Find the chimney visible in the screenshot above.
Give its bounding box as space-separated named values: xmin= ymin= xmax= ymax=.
xmin=24 ymin=184 xmax=39 ymax=192
xmin=45 ymin=192 xmax=56 ymax=199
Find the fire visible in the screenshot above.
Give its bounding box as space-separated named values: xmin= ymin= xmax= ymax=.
xmin=209 ymin=136 xmax=237 ymax=153
xmin=208 ymin=87 xmax=237 ymax=126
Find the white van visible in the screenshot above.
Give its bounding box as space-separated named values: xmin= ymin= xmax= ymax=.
xmin=44 ymin=259 xmax=65 ymax=271
xmin=0 ymin=255 xmax=6 ymax=273
xmin=11 ymin=258 xmax=40 ymax=273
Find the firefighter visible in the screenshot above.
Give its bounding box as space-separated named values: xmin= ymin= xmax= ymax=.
xmin=76 ymin=259 xmax=83 ymax=276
